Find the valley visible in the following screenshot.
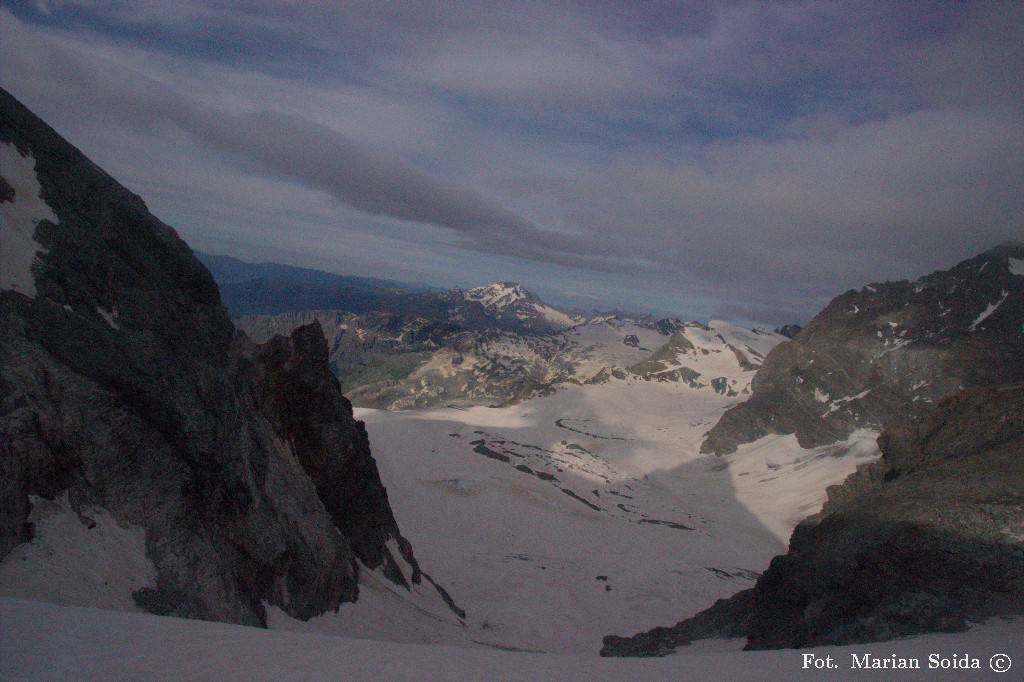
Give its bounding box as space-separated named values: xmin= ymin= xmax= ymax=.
xmin=355 ymin=378 xmax=880 ymax=654
xmin=2 ymin=82 xmax=1023 ymax=680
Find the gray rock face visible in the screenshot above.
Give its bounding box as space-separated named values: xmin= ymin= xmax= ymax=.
xmin=630 ymin=332 xmax=695 ymax=370
xmin=243 ymin=322 xmax=420 ymax=593
xmin=0 ymin=88 xmax=458 ymax=626
xmin=641 ymin=317 xmax=688 ymax=336
xmin=602 ymin=384 xmax=1024 ymax=655
xmin=703 ymin=246 xmax=1024 ymax=455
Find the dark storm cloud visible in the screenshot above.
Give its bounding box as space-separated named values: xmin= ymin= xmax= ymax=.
xmin=193 ymin=109 xmax=532 ymax=237
xmin=1 ymin=11 xmax=625 ymax=270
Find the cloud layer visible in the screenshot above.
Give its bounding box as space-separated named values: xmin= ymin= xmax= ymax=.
xmin=2 ymin=2 xmax=1022 ymax=324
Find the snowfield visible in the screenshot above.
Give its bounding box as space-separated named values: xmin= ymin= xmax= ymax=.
xmin=352 ymin=377 xmax=881 ymax=654
xmin=3 ymin=597 xmax=1020 ymax=681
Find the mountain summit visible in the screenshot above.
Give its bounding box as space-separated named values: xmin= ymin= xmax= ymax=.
xmin=465 ymin=282 xmax=539 ymax=307
xmin=464 ymin=282 xmax=577 ymax=333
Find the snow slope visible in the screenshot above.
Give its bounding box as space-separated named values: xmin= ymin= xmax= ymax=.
xmin=3 ymin=597 xmax=1020 ymax=681
xmin=355 ymin=374 xmax=877 ymax=654
xmin=0 ymin=494 xmax=157 ymax=611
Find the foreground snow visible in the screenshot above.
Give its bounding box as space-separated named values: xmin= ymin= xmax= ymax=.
xmin=2 ymin=597 xmax=1019 ymax=681
xmin=355 ymin=379 xmax=880 ymax=653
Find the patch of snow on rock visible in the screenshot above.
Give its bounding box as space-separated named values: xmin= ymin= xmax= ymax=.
xmin=0 ymin=142 xmax=59 ymax=296
xmin=97 ymin=306 xmax=120 ymax=329
xmin=727 ymin=429 xmax=881 ymax=542
xmin=969 ymin=290 xmax=1009 ymax=331
xmin=825 ymin=389 xmax=871 ymax=414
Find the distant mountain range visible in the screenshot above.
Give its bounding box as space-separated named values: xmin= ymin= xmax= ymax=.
xmin=235 ymin=309 xmax=784 ymax=410
xmin=199 ymin=251 xmax=591 ymax=335
xmin=208 ymin=254 xmax=796 ymax=410
xmin=196 ymin=252 xmax=437 ymax=291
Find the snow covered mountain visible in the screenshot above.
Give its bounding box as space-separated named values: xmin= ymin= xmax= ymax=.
xmin=463 ymin=281 xmax=579 ymax=333
xmin=4 ymin=87 xmax=1020 ymax=674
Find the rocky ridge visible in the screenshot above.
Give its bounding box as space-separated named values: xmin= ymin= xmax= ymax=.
xmin=703 ymin=246 xmax=1024 ymax=455
xmin=0 ymin=88 xmax=460 ymax=626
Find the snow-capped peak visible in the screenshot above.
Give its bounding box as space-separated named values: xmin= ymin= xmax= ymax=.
xmin=464 ymin=282 xmax=536 ymax=308
xmin=463 ymin=282 xmax=577 ymax=331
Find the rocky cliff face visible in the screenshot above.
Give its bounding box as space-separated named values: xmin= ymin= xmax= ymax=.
xmin=703 ymin=246 xmax=1024 ymax=455
xmin=602 ymin=383 xmax=1024 ymax=655
xmin=0 ymin=88 xmax=458 ymax=625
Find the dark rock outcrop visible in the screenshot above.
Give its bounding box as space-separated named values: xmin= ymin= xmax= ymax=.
xmin=603 ymin=384 xmax=1024 ymax=655
xmin=0 ymin=88 xmax=458 ymax=626
xmin=601 ymin=589 xmax=756 ymax=657
xmin=244 ymin=321 xmax=421 ymax=590
xmin=773 ymin=324 xmax=802 ymax=339
xmin=628 ymin=332 xmax=696 ymax=376
xmin=703 ymin=246 xmax=1024 ymax=455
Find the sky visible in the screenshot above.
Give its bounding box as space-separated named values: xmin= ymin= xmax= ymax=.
xmin=1 ymin=1 xmax=1022 ymax=325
